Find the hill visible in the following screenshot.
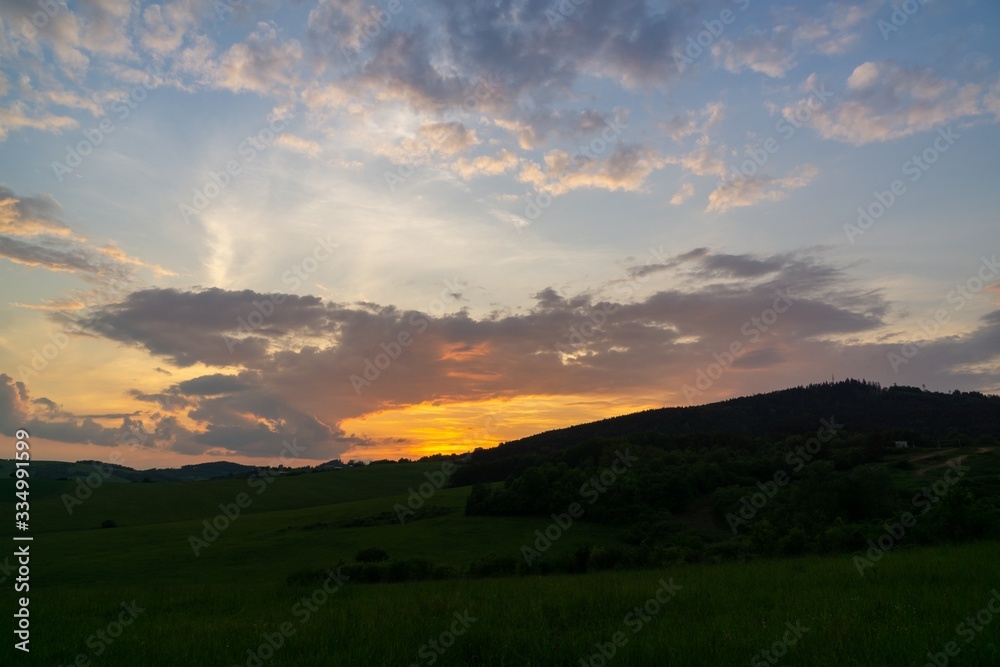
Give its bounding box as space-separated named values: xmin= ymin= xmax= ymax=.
xmin=0 ymin=458 xmax=261 ymax=483
xmin=457 ymin=379 xmax=999 ymax=481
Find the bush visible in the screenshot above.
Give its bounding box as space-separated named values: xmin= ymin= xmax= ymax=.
xmin=778 ymin=526 xmax=809 ymax=555
xmin=588 ymin=544 xmax=632 ymax=570
xmin=386 ymin=559 xmax=434 ymax=583
xmin=355 ymin=547 xmax=389 ymax=563
xmin=468 ymin=555 xmax=517 ymax=578
xmin=572 ymin=544 xmax=592 ymax=573
xmin=357 ymin=563 xmax=388 ymax=583
xmin=704 ymin=539 xmax=751 ymax=563
xmin=100 ymin=519 xmax=117 ymax=529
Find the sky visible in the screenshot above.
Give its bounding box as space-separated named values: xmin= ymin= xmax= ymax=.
xmin=0 ymin=0 xmax=998 ymax=468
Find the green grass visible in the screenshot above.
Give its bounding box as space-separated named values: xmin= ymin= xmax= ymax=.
xmin=1 ymin=463 xmax=998 ymax=665
xmin=11 ymin=543 xmax=1000 ymax=666
xmin=1 ymin=463 xmax=461 ymax=533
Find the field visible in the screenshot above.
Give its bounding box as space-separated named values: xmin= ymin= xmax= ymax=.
xmin=2 ymin=462 xmax=999 ymax=665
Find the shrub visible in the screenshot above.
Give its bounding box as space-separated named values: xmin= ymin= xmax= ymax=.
xmin=355 ymin=547 xmax=389 ymax=563
xmin=588 ymin=544 xmax=632 ymax=570
xmin=468 ymin=555 xmax=517 ymax=578
xmin=385 ymin=558 xmax=434 ymax=583
xmin=357 ymin=563 xmax=387 ymax=583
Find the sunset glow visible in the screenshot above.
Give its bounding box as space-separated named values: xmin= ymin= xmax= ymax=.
xmin=1 ymin=0 xmax=998 ymax=468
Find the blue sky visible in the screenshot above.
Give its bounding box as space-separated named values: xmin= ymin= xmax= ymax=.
xmin=0 ymin=0 xmax=998 ymax=466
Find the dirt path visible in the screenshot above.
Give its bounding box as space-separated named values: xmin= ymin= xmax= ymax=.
xmin=914 ymin=447 xmax=993 ymax=477
xmin=907 ymin=448 xmax=957 ymax=464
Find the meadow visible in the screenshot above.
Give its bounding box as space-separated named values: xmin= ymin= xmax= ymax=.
xmin=1 ymin=462 xmax=998 ymax=665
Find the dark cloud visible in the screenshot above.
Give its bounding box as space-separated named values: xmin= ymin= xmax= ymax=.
xmin=177 ymin=372 xmax=260 ymax=396
xmin=0 ymin=185 xmax=73 ymax=237
xmin=0 ymin=374 xmax=121 ymax=446
xmin=81 ymin=288 xmax=329 ymax=367
xmin=733 ymin=347 xmax=785 ymax=369
xmin=699 ymin=253 xmax=786 ymax=278
xmin=0 ymin=234 xmax=126 ymax=280
xmin=0 ymin=185 xmax=172 ymax=296
xmin=127 ymin=390 xmax=191 ymax=412
xmin=9 ymin=248 xmax=989 ymax=459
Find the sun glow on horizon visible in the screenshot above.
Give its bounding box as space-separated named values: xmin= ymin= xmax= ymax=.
xmin=339 ymin=393 xmax=665 ymax=460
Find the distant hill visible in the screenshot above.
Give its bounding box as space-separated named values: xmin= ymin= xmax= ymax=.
xmin=146 ymin=460 xmax=262 ymax=481
xmin=464 ymin=379 xmax=1000 ymax=470
xmin=0 ymin=459 xmax=261 ymax=483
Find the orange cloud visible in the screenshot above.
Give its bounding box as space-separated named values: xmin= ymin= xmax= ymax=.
xmin=438 ymin=341 xmax=492 ymax=362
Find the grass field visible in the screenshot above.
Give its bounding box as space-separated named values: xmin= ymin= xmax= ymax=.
xmin=2 ymin=462 xmax=998 ymax=665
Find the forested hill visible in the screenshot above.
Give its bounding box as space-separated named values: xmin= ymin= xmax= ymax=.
xmin=463 ymin=380 xmax=999 ymax=470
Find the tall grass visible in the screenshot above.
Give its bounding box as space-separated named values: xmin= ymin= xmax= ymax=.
xmin=20 ymin=542 xmax=1000 ymax=666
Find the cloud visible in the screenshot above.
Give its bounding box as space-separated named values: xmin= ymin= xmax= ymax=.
xmin=0 ymin=103 xmax=77 ymax=141
xmin=986 ymin=80 xmax=1000 ymax=121
xmin=0 ymin=370 xmax=344 ymax=459
xmin=295 ymin=0 xmax=701 ymax=169
xmin=847 ymin=61 xmax=880 ymax=90
xmin=78 ymin=0 xmax=133 ymax=56
xmin=185 ymin=389 xmax=342 ymax=457
xmin=706 ymin=164 xmax=819 ymax=213
xmin=0 ymin=186 xmax=173 ymax=285
xmin=0 ymin=1 xmax=90 ymax=73
xmin=305 ymin=0 xmax=373 ymax=59
xmin=624 ymin=248 xmax=806 ymax=285
xmin=694 ymin=252 xmax=788 ymax=279
xmin=519 ymin=143 xmax=667 ymax=195
xmin=0 ymin=373 xmax=122 ymax=446
xmin=790 ymin=0 xmax=880 ymax=56
xmin=798 ymin=62 xmax=993 ymax=145
xmin=713 ymin=27 xmax=796 ymax=78
xmin=81 ymin=288 xmax=330 ymax=367
xmin=669 ymin=182 xmax=694 ymax=205
xmin=661 ymin=102 xmax=725 ymax=141
xmin=665 ymin=137 xmax=727 ymax=178
xmin=3 ymin=245 xmax=979 ymax=457
xmin=711 ymin=1 xmax=881 ymax=78
xmin=176 ymin=372 xmax=260 ymax=396
xmin=139 ymin=0 xmax=202 ymax=56
xmin=275 ymin=133 xmax=322 ymax=156
xmin=0 ymin=235 xmax=128 ymax=277
xmin=214 ymin=22 xmax=303 ymax=95
xmin=451 ymin=149 xmax=518 ymax=180
xmin=11 ymin=297 xmax=86 ymax=312
xmin=400 ymin=120 xmax=480 ymax=158
xmin=0 ymin=186 xmax=77 ymax=238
